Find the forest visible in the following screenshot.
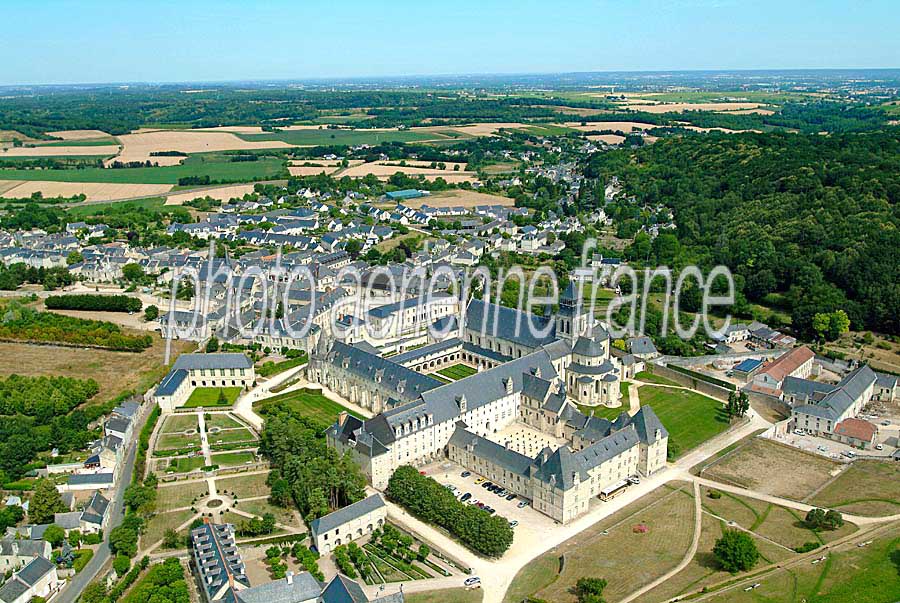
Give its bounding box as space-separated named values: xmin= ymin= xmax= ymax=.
xmin=585 ymin=131 xmax=900 ymax=337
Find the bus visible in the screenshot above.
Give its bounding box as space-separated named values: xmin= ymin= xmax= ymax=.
xmin=599 ymin=479 xmax=630 ymax=502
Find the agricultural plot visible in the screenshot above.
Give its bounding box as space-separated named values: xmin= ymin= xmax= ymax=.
xmin=239 ymin=128 xmax=447 ymax=146
xmin=0 ymin=180 xmax=172 ymax=201
xmin=181 ymin=386 xmax=242 ymax=408
xmin=0 ymin=145 xmax=119 ymax=157
xmin=505 ymin=483 xmax=696 ymax=603
xmin=112 ymin=129 xmax=291 ymax=164
xmin=809 ymin=460 xmax=900 ymax=516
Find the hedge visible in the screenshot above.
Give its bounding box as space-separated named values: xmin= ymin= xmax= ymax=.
xmin=45 ymin=294 xmax=142 ymax=313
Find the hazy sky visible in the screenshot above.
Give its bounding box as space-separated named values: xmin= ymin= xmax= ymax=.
xmin=3 ymin=0 xmax=899 ymax=85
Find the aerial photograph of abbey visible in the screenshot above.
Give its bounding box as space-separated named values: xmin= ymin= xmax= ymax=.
xmin=0 ymin=2 xmax=898 ymax=603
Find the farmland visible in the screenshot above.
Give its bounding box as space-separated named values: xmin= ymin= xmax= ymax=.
xmin=239 ymin=128 xmax=448 ymax=146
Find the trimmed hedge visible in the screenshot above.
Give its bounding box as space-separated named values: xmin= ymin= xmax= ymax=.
xmin=45 ymin=294 xmax=142 ymax=313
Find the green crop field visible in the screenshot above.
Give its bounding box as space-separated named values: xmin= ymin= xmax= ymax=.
xmin=0 ymin=153 xmax=286 ymax=184
xmin=254 ymin=387 xmax=361 ymax=426
xmin=66 ymin=197 xmax=167 ymax=217
xmin=37 ymin=138 xmax=120 ymax=147
xmin=238 ymin=129 xmax=447 ymax=146
xmin=181 ymin=386 xmax=242 ymax=408
xmin=636 ymin=386 xmax=731 ymax=458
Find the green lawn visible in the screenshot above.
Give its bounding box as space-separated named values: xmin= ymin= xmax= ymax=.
xmin=635 ymin=370 xmax=681 ymax=386
xmin=637 ymin=386 xmax=731 ymax=458
xmin=164 ymin=455 xmax=208 ymax=473
xmin=256 ymin=354 xmax=308 ymax=378
xmin=38 ymin=138 xmax=120 ymax=147
xmin=437 ymin=363 xmax=478 ymax=381
xmin=181 ymin=387 xmax=242 ymax=408
xmin=211 ymin=451 xmax=256 ymax=467
xmin=161 ymin=414 xmax=198 ymax=434
xmin=575 ymin=402 xmax=629 ymax=421
xmin=0 ymin=153 xmax=286 ymax=184
xmin=239 ymin=129 xmax=446 ymax=146
xmin=254 ymin=388 xmax=361 ymax=426
xmin=204 ymin=413 xmax=244 ymax=430
xmin=207 ymin=427 xmax=257 ymax=445
xmin=155 ymin=432 xmax=201 ymax=451
xmin=65 ymin=197 xmax=167 ymax=217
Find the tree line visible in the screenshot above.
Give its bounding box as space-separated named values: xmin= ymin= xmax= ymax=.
xmin=46 ymin=294 xmax=142 ymax=313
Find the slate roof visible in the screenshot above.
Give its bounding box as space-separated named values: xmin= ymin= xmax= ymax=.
xmin=320 ymin=574 xmax=369 ymax=603
xmin=309 ymin=494 xmax=386 ymax=538
xmin=390 ymin=338 xmax=462 ymax=365
xmin=448 ymin=427 xmax=534 ymax=476
xmin=325 ymin=341 xmax=443 ymax=402
xmin=67 ymin=473 xmax=114 ymax=486
xmin=236 ymin=572 xmax=323 ymax=603
xmin=0 ymin=539 xmax=49 ymax=559
xmin=627 ymin=336 xmax=658 ymax=356
xmin=368 ymin=292 xmax=454 ymax=319
xmin=16 ymin=555 xmax=54 ymax=585
xmin=172 ymin=353 xmax=253 ymax=371
xmin=465 ymin=299 xmax=557 ymax=350
xmin=793 ymin=365 xmax=876 ymax=421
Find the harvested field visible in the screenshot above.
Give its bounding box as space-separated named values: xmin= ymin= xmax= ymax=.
xmin=701 ymin=437 xmax=841 ymax=500
xmin=0 ymin=181 xmax=23 ymax=195
xmin=288 ymin=165 xmax=340 ymax=177
xmin=289 ymin=158 xmax=361 ymax=167
xmin=0 ymin=337 xmax=193 ymax=402
xmin=0 ymin=130 xmax=38 ymax=143
xmin=0 ymin=145 xmax=119 ymax=157
xmin=335 ymin=161 xmax=477 ymax=182
xmin=403 ymin=189 xmax=514 ymax=208
xmin=379 ymin=160 xmax=468 ymax=170
xmin=612 ymin=101 xmax=766 ymax=113
xmin=441 ymin=122 xmax=529 ymax=136
xmin=563 ymin=121 xmax=657 ymax=133
xmin=165 ymin=184 xmax=256 ymax=205
xmin=587 ymin=134 xmax=626 ymax=144
xmin=111 ymin=129 xmax=292 ymax=165
xmin=0 ymin=180 xmax=172 ymax=201
xmin=46 ymin=129 xmax=112 ymax=140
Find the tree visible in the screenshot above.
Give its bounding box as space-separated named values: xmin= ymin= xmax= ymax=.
xmin=162 ymin=528 xmax=180 ymax=549
xmin=144 ymin=305 xmax=159 ymax=321
xmin=42 ymin=525 xmax=66 ymax=548
xmin=122 ymin=263 xmax=145 ymax=282
xmin=713 ymin=529 xmax=759 ymax=573
xmin=80 ymin=583 xmax=107 ymax=603
xmin=823 ymin=509 xmax=844 ymax=530
xmin=804 ymin=508 xmax=827 ymax=530
xmin=344 ymin=239 xmax=363 ymax=259
xmin=574 ymin=577 xmax=608 ymax=603
xmin=29 ymin=479 xmax=67 ymax=524
xmin=217 ymin=389 xmax=228 ymax=406
xmin=206 ymin=336 xmax=220 ymax=353
xmin=113 ymin=554 xmax=131 ymax=576
xmin=66 ymin=251 xmax=83 ymax=265
xmin=68 ymin=530 xmax=82 ymax=548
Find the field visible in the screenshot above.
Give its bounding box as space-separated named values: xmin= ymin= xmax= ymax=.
xmin=155 ymin=432 xmax=201 ymax=451
xmin=66 ymin=196 xmax=167 ymax=217
xmin=156 ymin=480 xmax=210 ymax=511
xmin=204 ymin=413 xmax=245 ymax=429
xmin=701 ymin=522 xmax=900 ymax=603
xmin=46 ymin=129 xmax=113 ymax=140
xmin=406 ymin=589 xmax=482 ymax=603
xmin=587 ymin=134 xmax=626 ymax=144
xmin=288 ymin=165 xmax=340 ymax=176
xmin=162 ymin=455 xmax=208 ymax=473
xmin=181 ymin=386 xmax=242 ymax=408
xmin=239 ymin=128 xmax=448 ymax=146
xmin=215 ymin=472 xmax=270 ymax=498
xmin=211 ymin=451 xmax=256 ymax=467
xmin=615 ymin=101 xmax=767 ymax=113
xmin=701 ymin=437 xmax=841 ymax=501
xmin=237 ymin=498 xmax=298 ymax=527
xmin=207 ymin=427 xmax=257 ymax=445
xmin=563 ymin=120 xmax=657 ymax=133
xmin=403 ymin=189 xmax=514 ymax=208
xmin=160 ymin=414 xmax=198 ymax=433
xmin=436 ymin=363 xmax=477 ymax=381
xmin=254 ymin=387 xmax=361 ymax=425
xmin=504 ymin=483 xmax=696 ymax=603
xmin=0 ymin=145 xmax=119 ymax=157
xmin=338 ymin=160 xmax=477 ymax=182
xmin=112 ymin=129 xmax=292 ymax=164
xmin=0 ymin=180 xmax=173 ymax=201
xmin=141 ymin=508 xmax=196 ymax=549
xmin=636 ymin=386 xmax=732 ymax=457
xmin=0 ymin=337 xmax=192 ymax=402
xmin=809 ymin=461 xmax=900 ymax=516
xmin=634 ymin=370 xmax=680 ymax=386
xmin=0 ymin=153 xmax=285 ymax=184
xmin=164 ymin=183 xmax=257 ymax=205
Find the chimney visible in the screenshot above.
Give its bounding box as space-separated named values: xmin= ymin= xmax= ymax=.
xmin=338 ymin=411 xmax=348 ymax=427
xmin=456 ymin=394 xmax=467 ymax=414
xmin=286 ymin=571 xmax=293 ymax=585
xmin=503 ymin=377 xmax=513 ymax=394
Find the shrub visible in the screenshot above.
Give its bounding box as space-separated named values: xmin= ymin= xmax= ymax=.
xmin=713 ymin=529 xmax=759 ymax=573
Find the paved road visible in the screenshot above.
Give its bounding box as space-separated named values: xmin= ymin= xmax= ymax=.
xmin=55 ymin=406 xmax=145 ymax=603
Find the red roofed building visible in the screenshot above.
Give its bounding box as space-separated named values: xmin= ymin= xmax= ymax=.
xmin=752 ymin=346 xmax=815 ymax=391
xmin=832 ymin=418 xmax=877 ymax=449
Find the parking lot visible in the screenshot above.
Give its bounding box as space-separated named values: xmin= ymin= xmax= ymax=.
xmin=769 ymin=421 xmax=898 ymax=460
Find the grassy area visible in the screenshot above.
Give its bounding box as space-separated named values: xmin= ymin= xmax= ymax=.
xmin=701 ymin=523 xmax=900 ymax=603
xmin=254 ymin=387 xmax=361 ymax=426
xmin=156 ymin=480 xmax=209 ymax=511
xmin=141 ymin=508 xmax=197 ymax=548
xmin=155 ymin=432 xmax=201 ymax=451
xmin=636 ymin=386 xmax=731 ymax=458
xmin=207 ymin=427 xmax=257 ymax=445
xmin=236 ymin=498 xmax=298 ymax=527
xmin=38 ymin=138 xmax=120 ymax=146
xmin=809 ymin=460 xmax=900 ymax=516
xmin=239 ymin=129 xmax=447 ymax=146
xmin=635 ymin=370 xmax=681 ymax=386
xmin=256 ymin=354 xmax=307 ymax=377
xmin=160 ymin=414 xmax=198 ymax=434
xmin=575 ymin=402 xmax=629 ymax=421
xmin=204 ymin=413 xmax=244 ymax=430
xmin=210 ymin=450 xmax=256 ymax=467
xmin=0 ymin=153 xmax=285 ymax=184
xmin=505 ymin=483 xmax=696 ymax=603
xmin=163 ymin=456 xmax=208 ymax=473
xmin=437 ymin=363 xmax=478 ymax=381
xmin=406 ymin=588 xmax=483 ymax=603
xmin=66 ymin=197 xmax=167 ymax=217
xmin=702 ymin=437 xmax=840 ymax=501
xmin=181 ymin=386 xmax=242 ymax=408
xmin=216 ymin=472 xmax=270 ymax=499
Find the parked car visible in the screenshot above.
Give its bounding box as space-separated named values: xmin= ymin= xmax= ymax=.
xmin=517 ymin=500 xmax=529 ymax=508
xmin=880 ymin=420 xmax=891 ymax=426
xmin=464 ymin=577 xmax=481 ymax=587
xmin=460 ymin=493 xmax=472 ymax=502
xmin=461 ymin=471 xmax=471 ymax=478
xmin=474 ymin=477 xmax=485 ymax=485
xmin=482 ymin=481 xmax=493 ymax=489
xmin=875 ymin=444 xmax=884 ymax=450
xmin=509 ymin=520 xmax=518 ymax=527
xmin=506 ymin=493 xmax=516 ymax=501
xmin=794 ymin=429 xmax=806 ymax=436
xmin=485 ymin=507 xmax=496 ymax=515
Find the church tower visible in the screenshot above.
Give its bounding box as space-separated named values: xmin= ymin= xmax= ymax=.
xmin=556 ymin=280 xmax=590 ymax=343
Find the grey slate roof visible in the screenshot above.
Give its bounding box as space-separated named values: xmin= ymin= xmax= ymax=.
xmin=782 ymin=376 xmax=835 ymax=401
xmin=236 ymin=572 xmax=323 ymax=603
xmin=320 ymin=574 xmax=370 ymax=603
xmin=67 ymin=473 xmax=114 ymax=486
xmin=172 ymin=352 xmax=253 ymax=371
xmin=390 ymin=338 xmax=462 ymax=365
xmin=309 ymin=494 xmax=386 ymax=538
xmin=368 ymin=292 xmax=454 ymax=319
xmin=627 ymin=336 xmax=658 ymax=356
xmin=449 ymin=427 xmax=534 ymax=476
xmin=465 ymin=299 xmax=557 ymax=350
xmin=155 ymin=368 xmax=188 ymax=397
xmin=16 ymin=555 xmax=54 ymax=586
xmin=793 ymin=365 xmax=877 ymax=421
xmin=325 ymin=341 xmax=443 ymax=402
xmin=0 ymin=539 xmax=49 ymax=559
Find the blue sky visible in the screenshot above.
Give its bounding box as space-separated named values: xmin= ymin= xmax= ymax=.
xmin=2 ymin=0 xmax=899 ymax=85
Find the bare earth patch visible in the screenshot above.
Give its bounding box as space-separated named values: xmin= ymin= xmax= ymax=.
xmin=338 ymin=161 xmax=478 ymax=182
xmin=287 ymin=165 xmax=340 ymax=177
xmin=563 ymin=121 xmax=658 ymax=133
xmin=587 ymin=134 xmax=626 ymax=144
xmin=0 ymin=180 xmax=172 ymax=201
xmin=404 ymin=189 xmax=515 ymax=208
xmin=110 ymin=129 xmax=293 ymax=165
xmin=45 ymin=129 xmax=112 ymax=140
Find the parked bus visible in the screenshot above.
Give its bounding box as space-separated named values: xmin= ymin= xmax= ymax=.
xmin=600 ymin=479 xmax=629 ymax=502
